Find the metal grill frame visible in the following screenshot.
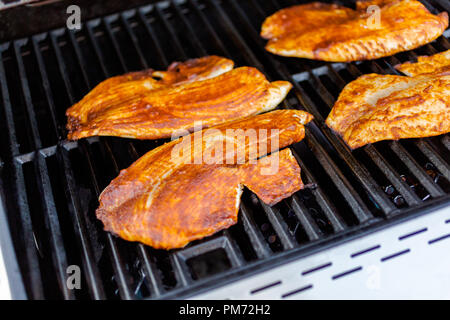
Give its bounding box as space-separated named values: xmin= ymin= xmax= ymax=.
xmin=0 ymin=0 xmax=449 ymax=300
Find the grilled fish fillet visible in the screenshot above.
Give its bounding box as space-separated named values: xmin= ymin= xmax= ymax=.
xmin=395 ymin=49 xmax=450 ymax=76
xmin=67 ymin=64 xmax=292 ymax=140
xmin=325 ymin=71 xmax=450 ymax=149
xmin=96 ymin=109 xmax=313 ymax=249
xmin=261 ymin=0 xmax=448 ymax=62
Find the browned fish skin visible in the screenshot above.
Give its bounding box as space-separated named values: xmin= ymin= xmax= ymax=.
xmin=96 ymin=109 xmax=314 ymax=249
xmin=395 ymin=49 xmax=450 ymax=76
xmin=67 ymin=64 xmax=292 ymax=140
xmin=325 ymin=71 xmax=450 ymax=149
xmin=262 ymin=0 xmax=448 ymax=62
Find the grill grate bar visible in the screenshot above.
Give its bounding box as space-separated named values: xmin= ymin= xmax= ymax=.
xmin=49 ymin=30 xmax=134 ymax=300
xmin=389 ymin=141 xmax=444 ymax=198
xmin=102 ymin=11 xmax=192 ymax=294
xmin=14 ymin=38 xmax=75 ymax=298
xmin=86 ymin=22 xmax=110 ymax=77
xmin=0 ymin=43 xmax=20 ymax=157
xmin=79 ymin=141 xmax=134 ymax=299
xmin=13 ymin=40 xmax=42 ymax=150
xmin=138 ymin=8 xmax=169 ymax=66
xmin=239 ymin=203 xmax=272 ymax=259
xmin=31 ymin=36 xmax=63 ymax=139
xmin=306 ymin=130 xmax=373 ymax=222
xmin=187 ymin=0 xmax=232 ymax=57
xmin=0 ymin=46 xmax=44 ymax=299
xmin=120 ymin=12 xmax=150 ymax=69
xmin=12 ymin=159 xmax=45 ymax=299
xmin=290 ymin=149 xmax=346 ymax=233
xmin=205 ymin=0 xmax=265 ymax=71
xmin=58 ymin=143 xmax=107 ymax=299
xmin=171 ymin=1 xmax=208 ymax=56
xmin=154 ymin=4 xmax=188 ymax=60
xmin=170 ymin=253 xmax=192 ymax=286
xmin=416 ymin=140 xmax=450 ymax=182
xmin=289 ymin=194 xmax=322 ymax=241
xmin=258 ymin=199 xmax=297 ymax=250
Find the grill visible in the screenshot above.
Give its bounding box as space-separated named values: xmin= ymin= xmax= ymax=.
xmin=0 ymin=0 xmax=449 ymax=300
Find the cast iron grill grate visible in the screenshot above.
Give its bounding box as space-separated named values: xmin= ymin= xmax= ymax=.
xmin=0 ymin=0 xmax=449 ymax=299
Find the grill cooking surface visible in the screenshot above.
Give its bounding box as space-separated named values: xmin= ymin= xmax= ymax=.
xmin=0 ymin=0 xmax=449 ymax=299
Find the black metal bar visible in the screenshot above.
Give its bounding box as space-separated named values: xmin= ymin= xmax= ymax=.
xmin=79 ymin=141 xmax=134 ymax=299
xmin=170 ymin=253 xmax=192 ymax=286
xmin=390 ymin=141 xmax=444 ymax=198
xmin=32 ymin=32 xmax=107 ymax=300
xmin=170 ymin=1 xmax=208 ymax=56
xmin=186 ymin=0 xmax=232 ymax=57
xmin=15 ymin=39 xmax=78 ymax=299
xmin=101 ymin=13 xmax=185 ymax=294
xmin=239 ymin=203 xmax=272 ymax=258
xmin=49 ymin=29 xmax=134 ymax=300
xmin=258 ymin=199 xmax=297 ymax=249
xmin=290 ymin=149 xmax=346 ymax=233
xmin=31 ymin=35 xmax=63 ymax=139
xmin=0 ymin=44 xmax=44 ymax=299
xmin=13 ymin=40 xmax=41 ymax=150
xmin=0 ymin=44 xmax=20 ymax=157
xmin=289 ymin=195 xmax=321 ymax=241
xmin=203 ymin=0 xmax=265 ymax=71
xmin=137 ymin=8 xmax=169 ymax=66
xmin=154 ymin=4 xmax=188 ymax=60
xmin=306 ymin=131 xmax=373 ymax=222
xmin=120 ymin=11 xmax=149 ymax=68
xmin=59 ymin=143 xmax=107 ymax=299
xmin=102 ymin=16 xmax=128 ymax=72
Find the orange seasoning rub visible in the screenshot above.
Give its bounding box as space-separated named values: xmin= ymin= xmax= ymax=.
xmin=96 ymin=110 xmax=313 ymax=249
xmin=66 ymin=56 xmax=292 ymax=140
xmin=325 ymin=71 xmax=450 ymax=148
xmin=261 ymin=0 xmax=448 ymax=62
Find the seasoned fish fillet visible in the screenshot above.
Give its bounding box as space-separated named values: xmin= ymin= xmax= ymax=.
xmin=325 ymin=71 xmax=450 ymax=149
xmin=260 ymin=2 xmax=355 ymax=40
xmin=261 ymin=0 xmax=448 ymax=62
xmin=395 ymin=49 xmax=450 ymax=76
xmin=96 ymin=109 xmax=314 ymax=249
xmin=67 ymin=65 xmax=292 ymax=140
xmin=66 ymin=56 xmax=234 ymax=140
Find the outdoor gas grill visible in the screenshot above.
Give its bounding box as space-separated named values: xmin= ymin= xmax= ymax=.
xmin=0 ymin=0 xmax=449 ymax=300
